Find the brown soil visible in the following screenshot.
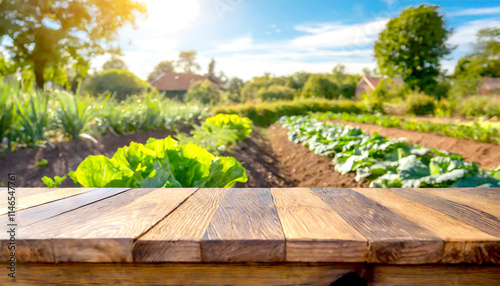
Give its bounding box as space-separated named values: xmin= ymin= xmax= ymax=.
xmin=0 ymin=130 xmax=177 ymax=187
xmin=229 ymin=128 xmax=294 ymax=188
xmin=329 ymin=120 xmax=500 ymax=169
xmin=265 ymin=125 xmax=369 ymax=188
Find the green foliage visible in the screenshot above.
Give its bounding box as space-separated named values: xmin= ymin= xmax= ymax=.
xmin=0 ymin=0 xmax=146 ymax=88
xmin=54 ymin=89 xmax=95 ymax=139
xmin=435 ymin=99 xmax=456 ymax=117
xmin=301 ymin=75 xmax=339 ymax=99
xmin=312 ymin=112 xmax=500 ymax=145
xmin=41 ymin=176 xmax=66 ymax=188
xmin=64 ymin=136 xmax=247 ymax=188
xmin=405 ymin=91 xmax=436 ymax=115
xmin=459 ymin=95 xmax=500 ymax=118
xmin=214 ymin=98 xmax=367 ymax=127
xmin=37 ymin=159 xmax=48 ymax=167
xmin=177 ymin=50 xmax=201 ymax=73
xmin=103 ymin=58 xmax=128 ymax=70
xmin=257 ymin=84 xmax=296 ymax=101
xmin=0 ymin=79 xmax=18 ymax=150
xmin=180 ymin=114 xmax=253 ymax=154
xmin=329 ymin=64 xmax=361 ymax=99
xmin=15 ymin=91 xmax=52 ymax=147
xmin=85 ymin=69 xmax=149 ymax=101
xmin=280 ymin=115 xmax=500 ymax=188
xmin=240 ymin=73 xmax=289 ymax=101
xmin=147 ymin=60 xmax=175 ymax=82
xmin=226 ymin=77 xmax=245 ymax=97
xmin=185 ymin=80 xmax=221 ymax=105
xmin=374 ymin=4 xmax=453 ymax=94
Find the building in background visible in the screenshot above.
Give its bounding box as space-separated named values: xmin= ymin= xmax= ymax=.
xmin=151 ymin=72 xmax=226 ymax=100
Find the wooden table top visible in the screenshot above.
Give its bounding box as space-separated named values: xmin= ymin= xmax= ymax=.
xmin=1 ymin=188 xmax=499 ymax=264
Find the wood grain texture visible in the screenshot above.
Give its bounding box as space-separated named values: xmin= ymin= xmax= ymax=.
xmin=312 ymin=188 xmax=443 ymax=264
xmin=2 ymin=263 xmax=369 ymax=286
xmin=11 ymin=188 xmax=196 ymax=263
xmin=373 ymin=265 xmax=500 ymax=286
xmin=0 ymin=188 xmax=95 ymax=215
xmin=271 ymin=188 xmax=367 ymax=262
xmin=201 ymin=188 xmax=285 ymax=262
xmin=387 ymin=188 xmax=500 ymax=238
xmin=0 ymin=188 xmax=130 ymax=262
xmin=134 ymin=188 xmax=227 ymax=262
xmin=353 ymin=188 xmax=500 ymax=264
xmin=415 ymin=188 xmax=500 ymax=217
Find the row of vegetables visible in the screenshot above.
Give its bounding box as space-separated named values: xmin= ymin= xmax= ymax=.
xmin=279 ymin=115 xmax=500 ymax=188
xmin=312 ymin=112 xmax=500 ymax=145
xmin=42 ymin=114 xmax=252 ymax=188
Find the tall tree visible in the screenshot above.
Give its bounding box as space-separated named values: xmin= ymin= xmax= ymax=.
xmin=374 ymin=4 xmax=453 ymax=94
xmin=208 ymin=58 xmax=216 ymax=75
xmin=176 ymin=50 xmax=201 ymax=73
xmin=147 ymin=60 xmax=174 ymax=82
xmin=103 ymin=58 xmax=128 ymax=70
xmin=0 ymin=0 xmax=146 ymax=89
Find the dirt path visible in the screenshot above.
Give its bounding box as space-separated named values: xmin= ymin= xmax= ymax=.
xmin=329 ymin=119 xmax=500 ymax=169
xmin=265 ymin=125 xmax=368 ymax=188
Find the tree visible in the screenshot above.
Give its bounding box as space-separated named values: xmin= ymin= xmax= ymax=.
xmin=185 ymin=80 xmax=220 ymax=104
xmin=84 ymin=69 xmax=149 ymax=101
xmin=147 ymin=60 xmax=175 ymax=82
xmin=208 ymin=58 xmax=216 ymax=75
xmin=374 ymin=4 xmax=453 ymax=95
xmin=301 ymin=75 xmax=339 ymax=99
xmin=0 ymin=0 xmax=146 ymax=89
xmin=103 ymin=58 xmax=128 ymax=71
xmin=177 ymin=50 xmax=201 ymax=73
xmin=361 ymin=67 xmax=373 ymax=76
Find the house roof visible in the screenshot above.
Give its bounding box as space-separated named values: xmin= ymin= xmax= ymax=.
xmin=482 ymin=76 xmax=500 ymax=90
xmin=359 ymin=75 xmax=404 ymax=90
xmin=151 ymin=72 xmax=225 ymax=91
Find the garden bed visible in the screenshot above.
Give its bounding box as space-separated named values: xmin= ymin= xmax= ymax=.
xmin=329 ymin=119 xmax=500 ymax=169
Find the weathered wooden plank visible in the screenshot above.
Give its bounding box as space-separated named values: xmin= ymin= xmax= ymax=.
xmin=9 ymin=188 xmax=197 ymax=263
xmin=201 ymin=188 xmax=285 ymax=262
xmin=387 ymin=188 xmax=500 ymax=238
xmin=415 ymin=188 xmax=500 ymax=217
xmin=353 ymin=188 xmax=500 ymax=264
xmin=312 ymin=188 xmax=443 ymax=264
xmin=3 ymin=263 xmax=370 ymax=286
xmin=134 ymin=188 xmax=227 ymax=262
xmin=0 ymin=188 xmax=95 ymax=215
xmin=271 ymin=188 xmax=367 ymax=262
xmin=373 ymin=265 xmax=500 ymax=286
xmin=448 ymin=187 xmax=500 ymax=203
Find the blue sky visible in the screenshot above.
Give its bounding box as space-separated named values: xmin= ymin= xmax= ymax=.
xmin=94 ymin=0 xmax=500 ymax=80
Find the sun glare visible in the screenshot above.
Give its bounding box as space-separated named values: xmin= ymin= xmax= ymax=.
xmin=140 ymin=0 xmax=201 ymax=34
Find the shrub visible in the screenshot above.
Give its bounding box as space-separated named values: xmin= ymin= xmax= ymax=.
xmin=257 ymin=84 xmax=296 ymax=101
xmin=405 ymin=91 xmax=436 ymax=115
xmin=84 ymin=69 xmax=149 ymax=101
xmin=301 ymin=75 xmax=339 ymax=99
xmin=185 ymin=80 xmax=221 ymax=105
xmin=460 ymin=95 xmax=500 ymax=118
xmin=214 ymin=98 xmax=366 ymax=127
xmin=435 ymin=99 xmax=456 ymax=117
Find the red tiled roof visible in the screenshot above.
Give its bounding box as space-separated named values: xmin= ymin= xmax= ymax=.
xmin=482 ymin=76 xmax=500 ymax=90
xmin=151 ymin=72 xmax=225 ymax=91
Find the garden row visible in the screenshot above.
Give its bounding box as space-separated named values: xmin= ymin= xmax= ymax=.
xmin=42 ymin=114 xmax=252 ymax=188
xmin=279 ymin=115 xmax=500 ymax=188
xmin=0 ymin=81 xmax=206 ymax=151
xmin=312 ymin=112 xmax=500 ymax=144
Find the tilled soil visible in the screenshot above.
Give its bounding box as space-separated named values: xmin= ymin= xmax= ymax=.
xmin=265 ymin=125 xmax=369 ymax=188
xmin=329 ymin=119 xmax=500 ymax=169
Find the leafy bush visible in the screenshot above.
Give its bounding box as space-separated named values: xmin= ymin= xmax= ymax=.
xmin=405 ymin=91 xmax=436 ymax=115
xmin=280 ymin=115 xmax=500 ymax=188
xmin=15 ymin=91 xmax=52 ymax=147
xmin=54 ymin=89 xmax=95 ymax=139
xmin=0 ymin=79 xmax=18 ymax=150
xmin=435 ymin=99 xmax=456 ymax=117
xmin=185 ymin=80 xmax=221 ymax=105
xmin=459 ymin=95 xmax=500 ymax=118
xmin=52 ymin=136 xmax=248 ymax=188
xmin=85 ymin=69 xmax=149 ymax=101
xmin=301 ymin=75 xmax=339 ymax=99
xmin=257 ymin=84 xmax=296 ymax=101
xmin=214 ymin=98 xmax=366 ymax=127
xmin=180 ymin=114 xmax=253 ymax=154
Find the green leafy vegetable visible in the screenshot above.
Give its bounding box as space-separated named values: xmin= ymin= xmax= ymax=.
xmin=41 ymin=176 xmax=66 ymax=188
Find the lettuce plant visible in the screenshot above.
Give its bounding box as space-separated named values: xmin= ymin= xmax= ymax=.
xmin=45 ymin=136 xmax=247 ymax=188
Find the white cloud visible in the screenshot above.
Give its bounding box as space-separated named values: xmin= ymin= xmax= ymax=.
xmin=449 ymin=6 xmax=500 ymax=17
xmin=448 ymin=19 xmax=500 ymax=50
xmin=291 ymin=19 xmax=389 ymax=49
